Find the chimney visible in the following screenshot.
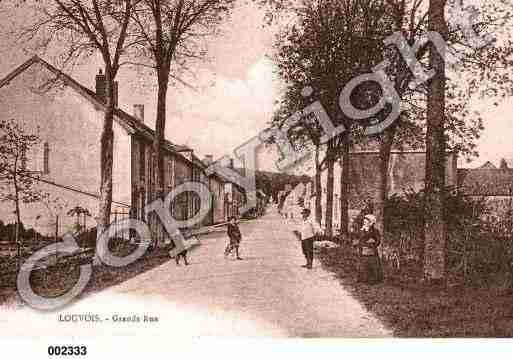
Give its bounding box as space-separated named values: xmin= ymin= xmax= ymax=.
xmin=203 ymin=154 xmax=213 ymax=165
xmin=95 ymin=69 xmax=105 ymax=99
xmin=95 ymin=68 xmax=119 ymax=108
xmin=133 ymin=104 xmax=145 ymax=123
xmin=241 ymin=157 xmax=246 ymax=177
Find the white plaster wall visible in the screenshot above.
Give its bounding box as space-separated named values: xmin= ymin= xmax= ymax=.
xmin=318 ymin=162 xmax=342 ymax=229
xmin=0 ymin=62 xmax=132 ymax=236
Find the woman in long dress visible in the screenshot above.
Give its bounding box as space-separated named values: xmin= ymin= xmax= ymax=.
xmin=357 ymin=214 xmax=383 ymax=284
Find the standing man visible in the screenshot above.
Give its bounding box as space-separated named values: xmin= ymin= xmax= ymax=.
xmin=293 ymin=208 xmax=322 ymax=269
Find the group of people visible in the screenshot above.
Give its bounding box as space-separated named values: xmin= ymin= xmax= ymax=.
xmin=293 ymin=207 xmax=383 ymax=284
xmin=175 ymin=205 xmax=383 ymax=285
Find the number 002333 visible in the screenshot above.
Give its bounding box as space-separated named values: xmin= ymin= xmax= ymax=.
xmin=47 ymin=345 xmax=87 ymax=356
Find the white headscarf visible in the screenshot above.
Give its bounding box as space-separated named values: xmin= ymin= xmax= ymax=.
xmin=364 ymin=214 xmax=377 ymax=227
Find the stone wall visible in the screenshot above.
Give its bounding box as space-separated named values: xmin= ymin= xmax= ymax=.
xmin=307 ymin=151 xmax=458 ymax=230
xmin=348 ymin=151 xmax=458 ymax=209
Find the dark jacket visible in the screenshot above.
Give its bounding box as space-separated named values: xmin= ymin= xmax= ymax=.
xmin=227 ymin=223 xmax=241 ymax=242
xmin=358 ymin=227 xmax=381 ymax=256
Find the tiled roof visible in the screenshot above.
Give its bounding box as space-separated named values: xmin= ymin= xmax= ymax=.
xmin=458 ymin=168 xmax=513 ymax=196
xmin=0 ymin=56 xmax=192 ymax=156
xmin=191 ymin=154 xmax=207 ymax=169
xmin=479 ymin=161 xmax=497 ymax=169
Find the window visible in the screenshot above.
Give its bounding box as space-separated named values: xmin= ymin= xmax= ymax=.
xmin=21 ymin=147 xmax=27 ymax=170
xmin=43 ymin=142 xmax=50 ymax=174
xmin=168 ymin=157 xmax=175 ymax=188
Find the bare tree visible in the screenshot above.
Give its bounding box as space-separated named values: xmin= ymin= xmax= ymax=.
xmin=128 ymin=0 xmax=233 ymax=243
xmin=23 ymin=0 xmax=136 ymax=235
xmin=0 ymin=119 xmax=48 ymax=270
xmin=314 ymin=144 xmax=322 ymax=224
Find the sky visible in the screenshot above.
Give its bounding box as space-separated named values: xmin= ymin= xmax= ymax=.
xmin=0 ymin=1 xmax=512 ymax=173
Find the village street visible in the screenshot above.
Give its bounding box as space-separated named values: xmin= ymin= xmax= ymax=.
xmin=98 ymin=205 xmax=391 ymax=337
xmin=0 ymin=205 xmax=391 ymax=339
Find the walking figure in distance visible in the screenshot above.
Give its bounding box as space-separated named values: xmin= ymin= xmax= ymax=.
xmin=224 ymin=216 xmax=242 ymax=260
xmin=293 ymin=208 xmax=322 ymax=269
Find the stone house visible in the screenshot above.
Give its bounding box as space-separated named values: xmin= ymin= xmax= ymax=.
xmin=207 ymin=171 xmax=227 ymax=224
xmin=224 ymin=182 xmax=246 ymax=220
xmin=0 ymin=56 xmax=211 ymax=238
xmin=202 ymin=155 xmax=254 ymax=224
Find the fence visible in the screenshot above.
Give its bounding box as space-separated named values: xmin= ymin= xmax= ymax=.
xmin=110 ymin=208 xmax=131 ymax=241
xmin=0 ymin=245 xmax=95 ymax=289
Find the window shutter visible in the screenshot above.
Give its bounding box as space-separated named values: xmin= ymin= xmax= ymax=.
xmin=43 ymin=142 xmax=50 ymax=174
xmin=25 ymin=142 xmax=43 ymax=173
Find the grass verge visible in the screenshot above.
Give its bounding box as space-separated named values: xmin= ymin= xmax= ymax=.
xmin=316 ymin=242 xmax=513 ymax=337
xmin=0 ymin=242 xmax=173 ymax=307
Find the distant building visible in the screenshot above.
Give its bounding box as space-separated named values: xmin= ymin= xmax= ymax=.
xmin=307 ymin=151 xmax=458 ymax=232
xmin=458 ymin=168 xmax=513 ymax=221
xmin=500 ymin=158 xmax=513 ymax=170
xmin=480 ymin=161 xmax=497 ymax=169
xmin=207 ymin=171 xmax=227 ymax=224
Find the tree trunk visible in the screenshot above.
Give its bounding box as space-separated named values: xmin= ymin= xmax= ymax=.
xmin=424 ymin=0 xmax=448 ymax=283
xmin=97 ymin=72 xmax=115 ymax=237
xmin=154 ymin=72 xmax=169 ymax=198
xmin=152 ymin=70 xmax=170 ymax=247
xmin=375 ymin=128 xmax=395 ymax=234
xmin=339 ymin=135 xmax=350 ymax=238
xmin=325 ymin=147 xmax=335 ymax=238
xmin=314 ymin=144 xmax=322 ymax=225
xmin=13 ymin=170 xmax=21 ymax=271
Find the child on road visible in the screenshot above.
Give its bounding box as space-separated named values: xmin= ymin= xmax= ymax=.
xmin=224 ymin=216 xmax=242 ymax=260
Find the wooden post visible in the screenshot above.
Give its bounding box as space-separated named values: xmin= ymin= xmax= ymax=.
xmin=55 ymin=215 xmax=58 ymax=263
xmin=16 ymin=223 xmax=20 ymax=273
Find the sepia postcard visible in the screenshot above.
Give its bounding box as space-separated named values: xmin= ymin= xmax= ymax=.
xmin=1 ymin=0 xmax=513 ymax=357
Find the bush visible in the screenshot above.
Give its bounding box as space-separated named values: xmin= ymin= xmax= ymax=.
xmin=76 ymin=227 xmax=97 ymax=249
xmin=0 ymin=221 xmax=47 ymax=242
xmin=381 ymin=187 xmax=513 ymax=286
xmin=384 ymin=186 xmax=487 ymax=234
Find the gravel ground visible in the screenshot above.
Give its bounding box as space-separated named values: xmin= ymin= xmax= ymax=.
xmin=1 ymin=207 xmax=391 ymax=338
